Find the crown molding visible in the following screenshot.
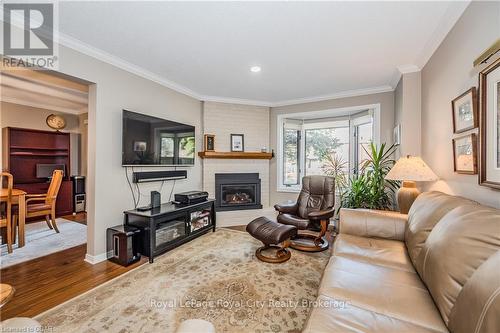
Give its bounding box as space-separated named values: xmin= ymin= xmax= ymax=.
xmin=1 ymin=96 xmax=87 ymax=115
xmin=201 ymin=95 xmax=271 ymax=107
xmin=390 ymin=64 xmax=422 ymax=88
xmin=57 ymin=32 xmax=204 ymax=101
xmin=414 ymin=0 xmax=470 ymax=69
xmin=3 ymin=1 xmax=469 ymax=109
xmin=57 ymin=33 xmax=397 ymax=107
xmin=267 ymin=85 xmax=394 ymax=108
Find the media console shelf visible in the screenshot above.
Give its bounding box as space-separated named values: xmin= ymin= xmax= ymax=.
xmin=124 ymin=199 xmax=216 ymax=263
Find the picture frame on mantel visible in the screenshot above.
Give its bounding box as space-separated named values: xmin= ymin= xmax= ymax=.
xmin=453 ymin=133 xmax=478 ymax=175
xmin=230 ymin=134 xmax=244 ymax=152
xmin=452 ymin=87 xmax=478 ymax=133
xmin=204 ymin=134 xmax=215 ymax=151
xmin=479 ymin=58 xmax=500 ymax=189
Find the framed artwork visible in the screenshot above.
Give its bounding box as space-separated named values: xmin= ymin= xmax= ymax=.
xmin=452 ymin=87 xmax=478 ymax=133
xmin=133 ymin=141 xmax=147 ymax=152
xmin=393 ymin=124 xmax=401 ymax=145
xmin=479 ymin=58 xmax=500 ymax=189
xmin=453 ymin=133 xmax=478 ymax=175
xmin=230 ymin=134 xmax=244 ymax=152
xmin=204 ymin=134 xmax=215 ymax=151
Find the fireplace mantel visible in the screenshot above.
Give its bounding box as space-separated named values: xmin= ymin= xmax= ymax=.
xmin=198 ymin=151 xmax=273 ymax=159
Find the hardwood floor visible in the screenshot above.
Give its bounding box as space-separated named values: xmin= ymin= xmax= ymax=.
xmin=0 ymin=244 xmax=147 ymax=320
xmin=61 ymin=212 xmax=87 ymax=225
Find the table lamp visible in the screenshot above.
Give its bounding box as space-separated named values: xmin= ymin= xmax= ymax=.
xmin=385 ymin=155 xmax=438 ymax=214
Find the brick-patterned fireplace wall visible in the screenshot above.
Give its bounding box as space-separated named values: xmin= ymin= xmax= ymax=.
xmin=202 ymin=102 xmax=270 ymax=207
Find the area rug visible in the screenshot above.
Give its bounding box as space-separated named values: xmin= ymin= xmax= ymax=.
xmin=36 ymin=228 xmax=330 ymax=333
xmin=0 ymin=219 xmax=87 ymax=268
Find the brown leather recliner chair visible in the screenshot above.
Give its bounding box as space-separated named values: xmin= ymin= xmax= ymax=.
xmin=275 ymin=175 xmax=335 ymax=252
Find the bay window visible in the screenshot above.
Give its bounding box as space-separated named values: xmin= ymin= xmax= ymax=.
xmin=278 ymin=108 xmax=377 ymax=192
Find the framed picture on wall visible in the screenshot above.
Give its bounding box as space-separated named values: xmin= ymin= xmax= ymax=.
xmin=230 ymin=134 xmax=244 ymax=152
xmin=452 ymin=87 xmax=478 ymax=133
xmin=453 ymin=133 xmax=478 ymax=175
xmin=204 ymin=134 xmax=215 ymax=151
xmin=479 ymin=58 xmax=500 ymax=189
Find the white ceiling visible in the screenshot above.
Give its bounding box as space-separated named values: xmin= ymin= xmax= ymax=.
xmin=57 ymin=1 xmax=469 ymax=106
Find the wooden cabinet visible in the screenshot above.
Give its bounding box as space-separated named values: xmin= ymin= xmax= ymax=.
xmin=2 ymin=127 xmax=73 ymax=218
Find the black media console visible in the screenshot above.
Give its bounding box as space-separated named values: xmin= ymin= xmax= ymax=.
xmin=124 ymin=199 xmax=216 ymax=263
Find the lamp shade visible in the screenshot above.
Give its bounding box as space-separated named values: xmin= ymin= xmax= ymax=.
xmin=385 ymin=156 xmax=438 ymax=182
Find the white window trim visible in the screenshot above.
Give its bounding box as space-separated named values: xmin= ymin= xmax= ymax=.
xmin=277 ymin=104 xmax=381 ymax=193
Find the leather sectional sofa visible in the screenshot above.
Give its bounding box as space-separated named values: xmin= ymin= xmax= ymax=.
xmin=303 ymin=191 xmax=500 ymax=333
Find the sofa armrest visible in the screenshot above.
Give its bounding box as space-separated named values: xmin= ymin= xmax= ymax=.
xmin=339 ymin=208 xmax=408 ymax=241
xmin=274 ymin=202 xmax=298 ymax=214
xmin=308 ymin=209 xmax=335 ymax=221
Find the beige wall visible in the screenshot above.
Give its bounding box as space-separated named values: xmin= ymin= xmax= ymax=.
xmin=269 ymin=91 xmax=395 ymax=204
xmin=394 ymin=71 xmax=422 ymax=158
xmin=0 ymin=102 xmax=86 ymax=176
xmin=202 ymin=102 xmax=271 ymax=207
xmin=1 ymin=102 xmax=81 ymax=133
xmin=421 ymin=1 xmax=500 ymax=208
xmin=55 ymin=45 xmax=203 ymax=260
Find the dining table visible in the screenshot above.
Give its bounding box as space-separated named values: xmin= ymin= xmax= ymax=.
xmin=0 ymin=283 xmax=14 ymax=308
xmin=0 ymin=188 xmax=26 ymax=248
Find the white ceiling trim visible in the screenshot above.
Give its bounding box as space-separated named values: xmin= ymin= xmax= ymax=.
xmin=58 ymin=32 xmax=204 ymax=100
xmin=1 ymin=96 xmax=87 ymax=115
xmin=265 ymin=86 xmax=394 ymax=108
xmin=58 ymin=32 xmax=398 ymax=107
xmin=47 ymin=1 xmax=468 ymax=108
xmin=414 ymin=1 xmax=470 ymax=69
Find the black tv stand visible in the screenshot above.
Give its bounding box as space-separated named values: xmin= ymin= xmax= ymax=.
xmin=124 ymin=199 xmax=216 ymax=263
xmin=136 ymin=205 xmax=152 ymax=212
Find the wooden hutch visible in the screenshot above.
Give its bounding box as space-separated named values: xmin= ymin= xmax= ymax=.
xmin=2 ymin=127 xmax=73 ymax=217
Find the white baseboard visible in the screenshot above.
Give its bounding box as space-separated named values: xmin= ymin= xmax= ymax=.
xmin=84 ymin=251 xmax=111 ymax=265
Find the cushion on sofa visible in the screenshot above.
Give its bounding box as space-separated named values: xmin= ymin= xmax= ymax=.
xmin=405 ymin=191 xmax=477 ymax=268
xmin=302 ymin=295 xmax=446 ymax=333
xmin=333 ymin=233 xmax=415 ymax=272
xmin=448 ymin=250 xmax=500 ymax=333
xmin=416 ymin=205 xmax=500 ymax=325
xmin=318 ymin=256 xmax=448 ymax=332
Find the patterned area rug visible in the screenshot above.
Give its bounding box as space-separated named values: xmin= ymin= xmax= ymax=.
xmin=0 ymin=219 xmax=87 ymax=268
xmin=36 ymin=228 xmax=330 ymax=333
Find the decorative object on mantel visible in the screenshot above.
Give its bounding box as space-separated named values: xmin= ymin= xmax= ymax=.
xmin=385 ymin=155 xmax=438 ymax=214
xmin=453 ymin=133 xmax=478 ymax=175
xmin=198 ymin=151 xmax=273 ymax=160
xmin=45 ymin=114 xmax=66 ymax=131
xmin=473 ymin=38 xmax=499 ymax=67
xmin=479 ymin=57 xmax=500 ymax=189
xmin=204 ymin=134 xmax=215 ymax=152
xmin=452 ymin=87 xmax=478 ymax=133
xmin=230 ymin=133 xmax=244 ymax=152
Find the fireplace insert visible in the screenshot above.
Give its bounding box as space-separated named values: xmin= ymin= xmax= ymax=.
xmin=215 ymin=173 xmax=262 ymax=211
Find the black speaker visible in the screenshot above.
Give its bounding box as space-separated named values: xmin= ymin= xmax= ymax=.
xmin=107 ymin=225 xmax=141 ymax=266
xmin=151 ymin=191 xmax=161 ymax=209
xmin=133 ymin=170 xmax=187 ymax=183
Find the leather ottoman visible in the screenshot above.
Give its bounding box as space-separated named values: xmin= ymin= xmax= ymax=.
xmin=246 ymin=216 xmax=297 ymax=263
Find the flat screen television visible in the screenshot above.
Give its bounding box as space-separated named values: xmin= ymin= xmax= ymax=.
xmin=122 ymin=110 xmax=195 ymax=166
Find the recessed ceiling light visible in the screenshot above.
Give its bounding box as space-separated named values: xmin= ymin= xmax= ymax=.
xmin=250 ymin=66 xmax=261 ymax=73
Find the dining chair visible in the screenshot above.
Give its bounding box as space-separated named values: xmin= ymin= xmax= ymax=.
xmin=13 ymin=170 xmax=63 ymax=233
xmin=1 ymin=172 xmax=14 ymax=253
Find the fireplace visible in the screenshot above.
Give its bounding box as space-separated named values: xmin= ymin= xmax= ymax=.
xmin=215 ymin=173 xmax=262 ymax=211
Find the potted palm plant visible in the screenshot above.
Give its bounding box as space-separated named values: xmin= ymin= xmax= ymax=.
xmin=340 ymin=142 xmax=399 ymax=211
